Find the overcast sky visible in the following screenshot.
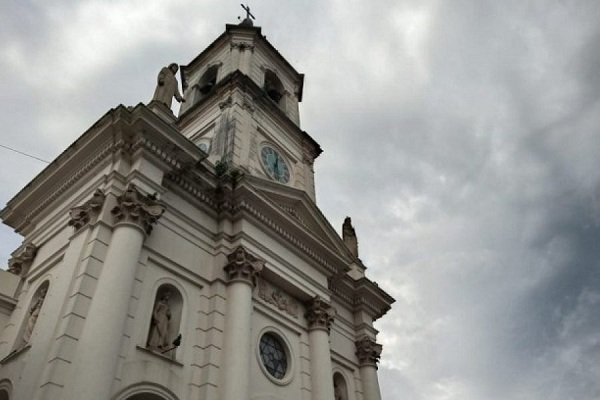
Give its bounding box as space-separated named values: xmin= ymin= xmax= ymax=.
xmin=2 ymin=1 xmax=600 ymax=399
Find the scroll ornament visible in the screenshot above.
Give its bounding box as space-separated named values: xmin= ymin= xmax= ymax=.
xmin=305 ymin=296 xmax=335 ymax=332
xmin=7 ymin=243 xmax=38 ymax=276
xmin=224 ymin=246 xmax=265 ymax=286
xmin=111 ymin=184 xmax=165 ymax=235
xmin=355 ymin=336 xmax=383 ymax=367
xmin=68 ymin=189 xmax=106 ymax=230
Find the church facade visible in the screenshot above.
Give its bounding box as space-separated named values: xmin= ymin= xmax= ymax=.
xmin=0 ymin=19 xmax=393 ymax=400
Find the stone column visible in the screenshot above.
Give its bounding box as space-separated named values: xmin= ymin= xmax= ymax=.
xmin=67 ymin=185 xmax=164 ymax=400
xmin=305 ymin=296 xmax=336 ymax=400
xmin=220 ymin=246 xmax=264 ymax=400
xmin=355 ymin=336 xmax=383 ymax=400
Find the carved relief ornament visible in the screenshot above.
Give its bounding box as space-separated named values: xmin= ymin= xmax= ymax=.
xmin=230 ymin=42 xmax=255 ymax=52
xmin=7 ymin=243 xmax=38 ymax=276
xmin=224 ymin=246 xmax=264 ymax=286
xmin=111 ymin=184 xmax=165 ymax=235
xmin=68 ymin=189 xmax=106 ymax=230
xmin=304 ymin=296 xmax=335 ymax=332
xmin=257 ymin=279 xmax=299 ymax=318
xmin=355 ymin=336 xmax=383 ymax=367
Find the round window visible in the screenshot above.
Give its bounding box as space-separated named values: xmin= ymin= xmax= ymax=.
xmin=259 ymin=332 xmax=288 ymax=380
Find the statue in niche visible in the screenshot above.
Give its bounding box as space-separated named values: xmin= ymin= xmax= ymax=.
xmin=334 ymin=381 xmax=345 ymax=400
xmin=147 ymin=290 xmax=172 ymax=352
xmin=152 ymin=63 xmax=185 ymax=108
xmin=342 ymin=216 xmax=359 ymax=258
xmin=22 ymin=287 xmax=47 ymax=345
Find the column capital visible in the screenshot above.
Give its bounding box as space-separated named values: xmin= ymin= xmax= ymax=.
xmin=7 ymin=243 xmax=38 ymax=276
xmin=111 ymin=184 xmax=165 ymax=235
xmin=223 ymin=246 xmax=264 ymax=286
xmin=355 ymin=336 xmax=382 ymax=367
xmin=305 ymin=296 xmax=335 ymax=332
xmin=68 ymin=189 xmax=106 ymax=230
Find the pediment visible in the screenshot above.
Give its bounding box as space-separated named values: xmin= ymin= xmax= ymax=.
xmin=245 ymin=177 xmax=354 ymax=261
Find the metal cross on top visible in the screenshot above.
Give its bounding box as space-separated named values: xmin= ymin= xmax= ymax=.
xmin=240 ymin=3 xmax=255 ymax=21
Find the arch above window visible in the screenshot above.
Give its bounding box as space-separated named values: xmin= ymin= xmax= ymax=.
xmin=113 ymin=382 xmax=179 ymax=400
xmin=0 ymin=379 xmax=12 ymax=400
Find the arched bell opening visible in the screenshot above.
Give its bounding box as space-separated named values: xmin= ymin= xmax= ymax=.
xmin=264 ymin=69 xmax=285 ymax=104
xmin=197 ymin=65 xmax=219 ymax=96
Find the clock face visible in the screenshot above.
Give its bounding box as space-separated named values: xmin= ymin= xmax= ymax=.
xmin=260 ymin=145 xmax=291 ymax=184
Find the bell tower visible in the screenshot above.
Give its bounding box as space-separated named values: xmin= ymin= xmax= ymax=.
xmin=176 ymin=17 xmax=320 ymax=200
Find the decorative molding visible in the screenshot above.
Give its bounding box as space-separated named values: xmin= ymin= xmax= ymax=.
xmin=164 ymin=174 xmax=218 ymax=209
xmin=304 ymin=296 xmax=335 ymax=332
xmin=329 ymin=275 xmax=394 ymax=322
xmin=7 ymin=243 xmax=38 ymax=276
xmin=256 ymin=278 xmax=299 ymax=318
xmin=355 ymin=336 xmax=382 ymax=367
xmin=68 ymin=189 xmax=106 ymax=230
xmin=237 ymin=199 xmax=337 ymax=275
xmin=224 ymin=246 xmax=264 ymax=286
xmin=21 ymin=139 xmax=116 ymax=230
xmin=111 ymin=184 xmax=165 ymax=235
xmin=219 ymin=96 xmax=233 ymax=110
xmin=0 ymin=344 xmax=30 ymax=365
xmin=230 ymin=42 xmax=255 ymax=52
xmin=277 ymin=203 xmax=303 ymax=224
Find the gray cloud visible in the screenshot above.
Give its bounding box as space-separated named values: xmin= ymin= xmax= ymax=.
xmin=2 ymin=1 xmax=600 ymax=399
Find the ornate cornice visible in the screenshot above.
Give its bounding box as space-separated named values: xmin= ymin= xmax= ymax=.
xmin=7 ymin=243 xmax=38 ymax=276
xmin=236 ymin=198 xmax=338 ymax=275
xmin=329 ymin=274 xmax=394 ymax=321
xmin=304 ymin=296 xmax=335 ymax=332
xmin=223 ymin=246 xmax=264 ymax=286
xmin=68 ymin=189 xmax=106 ymax=230
xmin=111 ymin=184 xmax=165 ymax=235
xmin=355 ymin=336 xmax=382 ymax=367
xmin=230 ymin=42 xmax=255 ymax=52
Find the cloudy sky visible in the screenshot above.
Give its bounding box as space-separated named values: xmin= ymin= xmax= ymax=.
xmin=2 ymin=1 xmax=600 ymax=399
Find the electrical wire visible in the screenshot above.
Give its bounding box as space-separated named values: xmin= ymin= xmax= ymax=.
xmin=0 ymin=144 xmax=50 ymax=164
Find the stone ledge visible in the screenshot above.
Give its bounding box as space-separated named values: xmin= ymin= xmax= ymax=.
xmin=135 ymin=345 xmax=184 ymax=367
xmin=0 ymin=344 xmax=30 ymax=365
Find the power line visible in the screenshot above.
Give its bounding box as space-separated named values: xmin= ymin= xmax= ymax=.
xmin=0 ymin=144 xmax=50 ymax=164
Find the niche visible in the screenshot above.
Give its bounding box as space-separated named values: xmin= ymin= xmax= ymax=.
xmin=19 ymin=281 xmax=49 ymax=347
xmin=333 ymin=372 xmax=349 ymax=400
xmin=146 ymin=284 xmax=183 ymax=358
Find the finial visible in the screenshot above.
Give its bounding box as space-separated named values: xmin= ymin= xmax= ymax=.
xmin=238 ymin=3 xmax=255 ymax=26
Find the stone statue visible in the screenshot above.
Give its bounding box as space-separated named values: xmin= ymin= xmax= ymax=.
xmin=147 ymin=291 xmax=172 ymax=352
xmin=334 ymin=381 xmax=346 ymax=400
xmin=22 ymin=287 xmax=47 ymax=344
xmin=342 ymin=217 xmax=359 ymax=258
xmin=152 ymin=63 xmax=185 ymax=108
